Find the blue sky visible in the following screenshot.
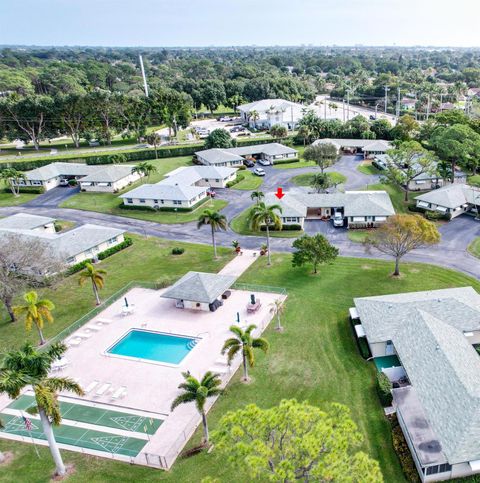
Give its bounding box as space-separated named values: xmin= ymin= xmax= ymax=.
xmin=1 ymin=0 xmax=479 ymax=47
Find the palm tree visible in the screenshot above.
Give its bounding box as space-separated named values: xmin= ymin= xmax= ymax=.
xmin=221 ymin=325 xmax=269 ymax=382
xmin=78 ymin=263 xmax=106 ymax=306
xmin=250 ymin=191 xmax=264 ymax=205
xmin=269 ymin=298 xmax=286 ymax=332
xmin=13 ymin=291 xmax=55 ymax=346
xmin=248 ymin=202 xmax=282 ymax=265
xmin=197 ymin=209 xmax=227 ymax=259
xmin=0 ymin=342 xmax=84 ymax=476
xmin=146 ymin=132 xmax=162 ymax=159
xmin=0 ymin=168 xmax=26 ymax=197
xmin=249 ymin=110 xmax=260 ymax=128
xmin=171 ymin=371 xmax=222 ymax=444
xmin=132 ymin=162 xmax=157 ymax=183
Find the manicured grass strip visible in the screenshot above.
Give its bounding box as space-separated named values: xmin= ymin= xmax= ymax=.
xmin=0 ymin=413 xmax=147 ymax=457
xmin=0 ymin=191 xmax=39 ymax=207
xmin=347 ymin=229 xmax=369 ymax=243
xmin=230 ymin=206 xmax=303 ymax=238
xmin=468 ymin=236 xmax=480 ymax=259
xmin=274 ymin=160 xmax=316 ymax=169
xmin=290 ymin=171 xmax=347 ymax=187
xmin=9 ymin=395 xmax=163 ymax=434
xmin=231 ymin=170 xmax=263 ymax=191
xmin=0 ymin=235 xmax=234 ymax=352
xmin=357 ymin=161 xmax=382 ymax=176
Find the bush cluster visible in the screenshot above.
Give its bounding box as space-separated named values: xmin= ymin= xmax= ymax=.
xmin=171 ymin=247 xmax=185 ymax=255
xmin=376 ymin=372 xmax=393 ymax=407
xmin=226 ymin=174 xmax=245 ymax=188
xmin=120 ymin=203 xmax=156 ymax=212
xmin=272 ymin=157 xmax=300 ymax=165
xmin=390 ymin=415 xmax=421 ymax=483
xmin=260 ymin=223 xmax=302 ymax=231
xmin=66 ymin=236 xmax=133 ymax=275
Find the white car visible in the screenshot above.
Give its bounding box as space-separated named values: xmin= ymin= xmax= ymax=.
xmin=333 ymin=212 xmax=344 ymax=227
xmin=253 ymin=167 xmax=266 ymax=177
xmin=257 ymin=159 xmax=271 ymax=166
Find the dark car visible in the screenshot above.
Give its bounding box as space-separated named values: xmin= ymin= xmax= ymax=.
xmin=243 ymin=159 xmax=255 ymax=167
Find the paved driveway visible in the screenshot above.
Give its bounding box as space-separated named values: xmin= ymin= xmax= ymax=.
xmin=23 ymin=186 xmax=80 ymax=208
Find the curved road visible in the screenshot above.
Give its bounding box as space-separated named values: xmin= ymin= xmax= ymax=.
xmin=2 ymin=155 xmax=480 ymax=279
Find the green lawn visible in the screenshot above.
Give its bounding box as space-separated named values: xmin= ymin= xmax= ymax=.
xmin=347 ymin=229 xmax=370 ymax=243
xmin=290 ymin=171 xmax=347 ymax=187
xmin=357 ymin=161 xmax=383 ymax=176
xmin=59 ymin=156 xmax=229 ymax=223
xmin=0 ymin=191 xmax=39 ymax=207
xmin=468 ymin=174 xmax=480 ymax=187
xmin=0 ymin=235 xmax=233 ymax=353
xmin=230 ymin=206 xmax=303 ymax=239
xmin=231 ymin=170 xmax=264 ymax=191
xmin=274 ymin=160 xmax=315 ymax=169
xmin=2 ymin=256 xmax=479 ymax=482
xmin=468 ymin=237 xmax=480 ymax=259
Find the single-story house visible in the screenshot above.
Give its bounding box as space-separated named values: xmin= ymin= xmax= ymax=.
xmin=401 ymin=98 xmax=417 ymax=110
xmin=0 ymin=213 xmax=56 ymax=233
xmin=353 ymin=287 xmax=480 ymax=481
xmin=195 ymin=143 xmax=298 ymax=166
xmin=160 ymin=166 xmax=237 ymax=189
xmin=119 ymin=184 xmax=207 ymax=209
xmin=0 ymin=214 xmax=125 ymax=265
xmin=374 ymin=154 xmax=468 ymax=191
xmin=16 ymin=162 xmax=142 ymax=192
xmin=415 ymin=184 xmax=479 ymax=219
xmin=237 ymin=99 xmax=305 ymax=130
xmin=313 ymin=138 xmax=392 ymax=158
xmin=264 ymin=190 xmax=395 ymax=229
xmin=79 ymin=165 xmax=141 ymax=192
xmin=161 ymin=271 xmax=236 ymax=312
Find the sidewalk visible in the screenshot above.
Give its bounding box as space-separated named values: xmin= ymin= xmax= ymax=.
xmin=218 ymin=249 xmax=258 ymax=277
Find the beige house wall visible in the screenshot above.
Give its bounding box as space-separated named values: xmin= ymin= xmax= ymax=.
xmin=67 ymin=233 xmax=125 ymax=265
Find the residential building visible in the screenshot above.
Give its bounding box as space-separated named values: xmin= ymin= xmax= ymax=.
xmin=401 ymin=98 xmax=417 ymax=110
xmin=374 ymin=155 xmax=467 ymax=191
xmin=353 ymin=287 xmax=480 ymax=481
xmin=0 ymin=213 xmax=125 ymax=265
xmin=16 ymin=162 xmax=142 ymax=192
xmin=195 ymin=143 xmax=298 ymax=167
xmin=161 ymin=166 xmax=237 ymax=189
xmin=263 ymin=190 xmax=395 ymax=229
xmin=415 ymin=184 xmax=479 ymax=219
xmin=313 ymin=138 xmax=392 ymax=158
xmin=237 ymin=99 xmax=305 ymax=129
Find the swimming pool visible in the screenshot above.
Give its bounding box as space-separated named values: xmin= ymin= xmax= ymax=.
xmin=107 ymin=330 xmax=198 ymax=365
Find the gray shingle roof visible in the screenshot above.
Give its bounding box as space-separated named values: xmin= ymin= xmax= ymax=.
xmin=354 ymin=287 xmax=480 ymax=343
xmin=264 ymin=193 xmax=307 ymax=218
xmin=237 ymin=98 xmax=304 ymax=114
xmin=79 ymin=165 xmax=137 ymax=182
xmin=119 ymin=183 xmax=206 ymax=201
xmin=161 ymin=271 xmax=236 ymax=304
xmin=343 ymin=191 xmax=395 ymax=217
xmin=195 ymin=149 xmax=244 ymax=165
xmin=313 ymin=138 xmax=392 ymax=151
xmin=394 ymin=311 xmax=480 ymax=464
xmin=229 ymin=143 xmax=298 ymax=157
xmin=159 ymin=166 xmax=237 ymax=187
xmin=0 ymin=213 xmax=55 ymax=230
xmin=415 ymin=184 xmax=479 ymax=209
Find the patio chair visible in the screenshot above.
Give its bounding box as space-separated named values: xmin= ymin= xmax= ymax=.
xmin=95 ymin=382 xmax=111 ymax=397
xmin=67 ymin=337 xmax=82 ymax=347
xmin=76 ymin=332 xmax=93 ymax=339
xmin=85 ymin=380 xmax=99 ymax=393
xmin=85 ymin=325 xmax=101 ymax=332
xmin=96 ymin=318 xmax=112 ymax=325
xmin=51 ymin=357 xmax=70 ymax=372
xmin=111 ymin=386 xmax=127 ymax=400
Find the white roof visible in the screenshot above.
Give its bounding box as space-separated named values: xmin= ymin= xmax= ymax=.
xmin=415 ymin=184 xmax=479 ymax=209
xmin=159 ymin=166 xmax=237 ymax=187
xmin=313 ymin=138 xmax=392 ymax=152
xmin=119 ymin=183 xmax=206 ymax=201
xmin=237 ymin=98 xmax=305 ymax=116
xmin=0 ymin=213 xmax=55 ymax=230
xmin=79 ymin=165 xmax=137 ymax=183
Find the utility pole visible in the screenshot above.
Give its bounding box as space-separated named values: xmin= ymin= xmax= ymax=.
xmin=384 ymin=86 xmax=389 ymax=114
xmin=439 ymin=93 xmax=443 ymax=112
xmin=139 ymin=55 xmax=149 ymax=97
xmin=342 ymin=99 xmax=345 ymax=122
xmin=375 ymin=104 xmax=378 ymax=119
xmin=324 ymin=97 xmax=327 ymax=120
xmin=347 ymin=90 xmax=350 ymax=121
xmin=396 ymin=87 xmax=401 ymax=119
xmin=426 ymin=94 xmax=431 ymax=120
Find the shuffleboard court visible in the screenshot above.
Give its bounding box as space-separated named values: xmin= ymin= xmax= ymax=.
xmin=9 ymin=395 xmax=163 ymax=434
xmin=0 ymin=413 xmax=148 ymax=457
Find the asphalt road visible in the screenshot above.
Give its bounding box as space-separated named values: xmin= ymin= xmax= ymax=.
xmin=1 ymin=156 xmax=480 ymax=279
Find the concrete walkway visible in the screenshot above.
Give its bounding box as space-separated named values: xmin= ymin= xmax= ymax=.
xmin=218 ymin=249 xmax=258 ymax=277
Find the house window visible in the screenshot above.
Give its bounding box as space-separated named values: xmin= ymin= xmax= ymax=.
xmin=173 ymin=200 xmax=182 ymax=205
xmin=160 ymin=200 xmax=164 ymax=204
xmin=126 ymin=198 xmax=133 ymax=204
xmin=439 ymin=463 xmax=452 ymax=473
xmin=215 ymin=179 xmax=220 ymax=182
xmin=153 ymin=199 xmax=158 ymax=204
xmin=108 ymin=237 xmax=117 ymax=245
xmin=139 ymin=199 xmax=146 ymax=203
xmin=33 ymin=180 xmax=42 ymax=185
xmin=67 ymin=257 xmax=75 ymax=264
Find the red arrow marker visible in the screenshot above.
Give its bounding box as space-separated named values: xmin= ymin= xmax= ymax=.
xmin=275 ymin=187 xmax=285 ymax=199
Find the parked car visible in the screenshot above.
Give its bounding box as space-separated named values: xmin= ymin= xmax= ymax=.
xmin=230 ymin=126 xmax=246 ymax=133
xmin=369 ymin=115 xmax=376 ymax=120
xmin=253 ymin=167 xmax=266 ymax=177
xmin=257 ymin=159 xmax=271 ymax=166
xmin=243 ymin=159 xmax=255 ymax=167
xmin=219 ymin=116 xmax=233 ymax=122
xmin=206 ymin=188 xmax=216 ymax=198
xmin=59 ymin=179 xmax=69 ymax=187
xmin=333 ymin=212 xmax=344 ymax=227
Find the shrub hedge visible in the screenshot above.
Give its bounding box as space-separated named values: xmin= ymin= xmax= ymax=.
xmin=260 ymin=223 xmax=302 ymax=231
xmin=119 ymin=203 xmax=156 ymax=212
xmin=171 ymin=247 xmax=185 ymax=255
xmin=376 ymin=372 xmax=393 ymax=407
xmin=2 ymin=186 xmax=45 ymax=195
xmin=390 ymin=415 xmax=421 ymax=483
xmin=273 ymin=157 xmax=300 ymax=165
xmin=65 ymin=236 xmax=133 ymax=275
xmin=226 ymin=174 xmax=245 ymax=188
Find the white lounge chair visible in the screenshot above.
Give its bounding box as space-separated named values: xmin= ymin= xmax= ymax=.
xmin=121 ymin=305 xmax=135 ymax=316
xmin=76 ymin=332 xmax=92 ymax=339
xmin=111 ymin=386 xmax=127 ymax=400
xmin=51 ymin=357 xmax=70 ymax=372
xmin=96 ymin=318 xmax=112 ymax=325
xmin=67 ymin=337 xmax=82 ymax=347
xmin=96 ymin=383 xmax=111 ymax=397
xmin=85 ymin=380 xmax=99 ymax=393
xmin=210 ymin=365 xmax=229 ymax=375
xmin=85 ymin=325 xmax=101 ymax=332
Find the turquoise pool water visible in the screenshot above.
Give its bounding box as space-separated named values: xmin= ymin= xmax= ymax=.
xmin=374 ymin=355 xmax=401 ymax=371
xmin=107 ymin=330 xmax=197 ymax=364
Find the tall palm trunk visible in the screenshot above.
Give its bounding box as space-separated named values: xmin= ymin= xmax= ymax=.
xmin=92 ymin=280 xmax=101 ymax=305
xmin=276 ymin=313 xmax=283 ymax=331
xmin=242 ymin=350 xmax=249 ymax=381
xmin=266 ymin=225 xmax=272 ymax=266
xmin=201 ymin=411 xmax=209 ymax=443
xmin=36 ymin=323 xmax=46 ymax=345
xmin=39 ymin=408 xmax=66 ymax=476
xmin=211 ymin=225 xmax=217 ymax=259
